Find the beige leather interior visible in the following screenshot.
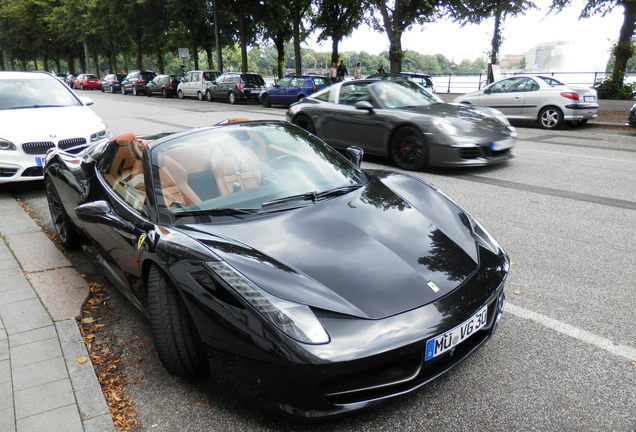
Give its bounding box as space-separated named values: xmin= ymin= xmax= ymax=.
xmin=210 ymin=145 xmax=262 ymax=196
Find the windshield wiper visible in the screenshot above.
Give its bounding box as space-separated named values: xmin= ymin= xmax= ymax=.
xmin=314 ymin=184 xmax=363 ymax=200
xmin=173 ymin=208 xmax=262 ymax=218
xmin=261 ymin=192 xmax=317 ymax=208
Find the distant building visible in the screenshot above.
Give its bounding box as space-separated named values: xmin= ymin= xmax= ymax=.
xmin=500 ymin=55 xmax=525 ymax=70
xmin=525 ymin=41 xmax=610 ymax=72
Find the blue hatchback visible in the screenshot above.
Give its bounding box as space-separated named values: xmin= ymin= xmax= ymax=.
xmin=259 ymin=74 xmax=330 ymax=107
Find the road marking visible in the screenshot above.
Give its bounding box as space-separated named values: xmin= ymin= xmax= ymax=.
xmin=454 ymin=175 xmax=636 ymax=210
xmin=524 ymin=148 xmax=636 ymax=164
xmin=506 ymin=303 xmax=636 ymax=361
xmin=518 ymin=138 xmax=636 ymax=153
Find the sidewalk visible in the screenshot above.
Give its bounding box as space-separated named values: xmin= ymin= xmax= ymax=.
xmin=0 ymin=193 xmax=114 ymax=432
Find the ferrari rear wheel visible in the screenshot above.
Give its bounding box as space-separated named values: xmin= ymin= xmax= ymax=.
xmin=292 ymin=114 xmax=315 ymax=134
xmin=147 ymin=265 xmax=209 ymax=377
xmin=45 ymin=177 xmax=80 ymax=249
xmin=390 ymin=126 xmax=428 ymax=171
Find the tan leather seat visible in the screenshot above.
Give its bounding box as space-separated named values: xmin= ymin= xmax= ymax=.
xmin=158 ymin=155 xmax=201 ymax=207
xmin=210 ymin=145 xmax=261 ymax=196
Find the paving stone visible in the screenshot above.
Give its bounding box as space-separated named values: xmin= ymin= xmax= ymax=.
xmin=0 ymin=267 xmax=23 ymax=282
xmin=0 ymin=257 xmax=19 ymax=271
xmin=12 ymin=356 xmax=68 ymax=391
xmin=0 ymin=339 xmax=7 ymax=361
xmin=10 ymin=337 xmax=61 ymax=367
xmin=16 ymin=404 xmax=83 ymax=432
xmin=0 ymin=283 xmax=37 ymax=307
xmin=5 ymin=232 xmax=70 ymax=273
xmin=0 ymin=359 xmax=10 ymax=384
xmin=27 ymin=268 xmax=88 ymax=321
xmin=14 ymin=379 xmax=75 ymax=420
xmin=0 ymin=208 xmax=41 ymax=235
xmin=0 ymin=298 xmax=51 ymax=335
xmin=0 ymin=407 xmax=15 ymax=432
xmin=9 ymin=325 xmax=56 ymax=347
xmin=83 ymin=413 xmax=116 ymax=432
xmin=0 ymin=382 xmax=13 ymax=411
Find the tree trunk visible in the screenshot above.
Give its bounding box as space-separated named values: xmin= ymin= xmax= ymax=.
xmin=490 ymin=6 xmax=502 ymax=65
xmin=93 ymin=53 xmax=99 ymax=77
xmin=0 ymin=51 xmax=5 ymax=70
xmin=21 ymin=58 xmax=27 ymax=70
xmin=33 ymin=58 xmax=38 ymax=71
xmin=610 ymin=0 xmax=636 ymax=86
xmin=55 ymin=58 xmax=61 ymax=73
xmin=83 ymin=41 xmax=90 ymax=72
xmin=376 ymin=0 xmax=402 ymax=73
xmin=331 ymin=37 xmax=340 ymax=65
xmin=205 ymin=45 xmax=214 ymax=70
xmin=67 ymin=55 xmax=75 ymax=74
xmin=293 ymin=13 xmax=302 ymax=74
xmin=157 ymin=49 xmax=165 ymax=74
xmin=136 ymin=41 xmax=143 ymax=70
xmin=214 ymin=4 xmax=223 ymax=72
xmin=191 ymin=30 xmax=199 ymax=70
xmin=238 ymin=14 xmax=248 ymax=72
xmin=43 ymin=56 xmax=49 ymax=72
xmin=275 ymin=36 xmax=285 ymax=78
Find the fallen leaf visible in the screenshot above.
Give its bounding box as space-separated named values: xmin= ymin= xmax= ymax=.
xmin=75 ymin=357 xmax=88 ymax=365
xmin=81 ymin=317 xmax=96 ymax=324
xmin=510 ymin=260 xmax=518 ymax=266
xmin=528 ymin=317 xmax=539 ymax=323
xmin=512 ymin=289 xmax=521 ymax=295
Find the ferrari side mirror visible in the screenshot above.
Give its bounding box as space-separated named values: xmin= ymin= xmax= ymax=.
xmin=346 ymin=146 xmax=364 ymax=169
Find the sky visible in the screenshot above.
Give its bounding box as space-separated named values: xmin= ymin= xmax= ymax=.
xmin=304 ymin=0 xmax=624 ymax=70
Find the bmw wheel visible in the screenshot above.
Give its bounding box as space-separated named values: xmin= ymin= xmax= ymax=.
xmin=538 ymin=106 xmax=563 ymax=130
xmin=390 ymin=126 xmax=428 ymax=171
xmin=45 ymin=177 xmax=80 ymax=249
xmin=147 ymin=264 xmax=209 ymax=377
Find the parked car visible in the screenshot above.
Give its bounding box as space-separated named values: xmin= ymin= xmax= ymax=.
xmin=0 ymin=71 xmax=111 ymax=183
xmin=628 ymin=103 xmax=636 ymax=128
xmin=74 ymin=74 xmax=101 ymax=90
xmin=205 ymin=72 xmax=266 ymax=104
xmin=44 ymin=119 xmax=508 ymax=418
xmin=454 ymin=75 xmax=599 ymax=129
xmin=367 ymin=72 xmax=436 ymax=93
xmin=101 ymin=73 xmax=126 ymax=93
xmin=121 ymin=70 xmax=156 ymax=96
xmin=146 ymin=74 xmax=183 ymax=98
xmin=176 ymin=70 xmax=220 ymax=100
xmin=259 ymin=74 xmax=331 ymax=107
xmin=65 ymin=74 xmax=78 ymax=87
xmin=287 ymin=80 xmax=516 ymax=170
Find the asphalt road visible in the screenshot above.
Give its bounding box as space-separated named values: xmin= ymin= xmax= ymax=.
xmin=4 ymin=91 xmax=635 ymax=432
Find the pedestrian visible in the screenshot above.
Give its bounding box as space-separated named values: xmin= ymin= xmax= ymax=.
xmin=328 ymin=63 xmax=337 ymax=83
xmin=337 ymin=60 xmax=348 ymax=82
xmin=377 ymin=64 xmax=386 ymax=74
xmin=353 ymin=62 xmax=362 ymax=79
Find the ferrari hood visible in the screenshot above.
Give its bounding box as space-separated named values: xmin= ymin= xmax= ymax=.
xmin=0 ymin=106 xmax=105 ymax=144
xmin=181 ymin=175 xmax=479 ymax=320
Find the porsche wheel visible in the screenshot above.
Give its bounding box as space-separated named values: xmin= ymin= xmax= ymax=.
xmin=45 ymin=177 xmax=80 ymax=249
xmin=538 ymin=106 xmax=563 ymax=130
xmin=261 ymin=94 xmax=271 ymax=107
xmin=390 ymin=126 xmax=428 ymax=171
xmin=147 ymin=265 xmax=209 ymax=377
xmin=292 ymin=115 xmax=315 ymax=134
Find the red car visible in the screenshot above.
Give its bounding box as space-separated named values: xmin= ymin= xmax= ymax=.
xmin=74 ymin=74 xmax=101 ymax=90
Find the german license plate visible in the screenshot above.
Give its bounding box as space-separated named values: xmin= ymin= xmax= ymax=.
xmin=491 ymin=138 xmax=513 ymax=151
xmin=425 ymin=305 xmax=488 ymax=361
xmin=584 ymin=96 xmax=595 ymax=102
xmin=35 ymin=157 xmax=44 ymax=167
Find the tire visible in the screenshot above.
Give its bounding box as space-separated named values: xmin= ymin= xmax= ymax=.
xmin=297 ymin=94 xmax=305 ymax=101
xmin=228 ymin=91 xmax=236 ymax=104
xmin=101 ymin=86 xmax=104 ymax=93
xmin=132 ymin=86 xmax=138 ymax=96
xmin=261 ymin=94 xmax=271 ymax=107
xmin=538 ymin=106 xmax=563 ymax=130
xmin=109 ymin=86 xmax=114 ymax=94
xmin=205 ymin=90 xmax=213 ymax=102
xmin=292 ymin=114 xmax=316 ymax=134
xmin=45 ymin=177 xmax=80 ymax=249
xmin=197 ymin=91 xmax=204 ymax=101
xmin=146 ymin=88 xmax=152 ymax=97
xmin=147 ymin=265 xmax=209 ymax=377
xmin=80 ymin=84 xmax=84 ymax=90
xmin=390 ymin=126 xmax=428 ymax=171
xmin=177 ymin=90 xmax=184 ymax=99
xmin=121 ymin=86 xmax=127 ymax=95
xmin=162 ymin=88 xmax=168 ymax=98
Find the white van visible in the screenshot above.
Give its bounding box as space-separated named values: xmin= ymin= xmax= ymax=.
xmin=177 ymin=70 xmax=221 ymax=101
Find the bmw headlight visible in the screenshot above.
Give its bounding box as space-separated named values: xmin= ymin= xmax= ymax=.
xmin=90 ymin=125 xmax=112 ymax=142
xmin=432 ymin=118 xmax=459 ymax=137
xmin=206 ymin=261 xmax=330 ymax=344
xmin=0 ymin=137 xmax=16 ymax=151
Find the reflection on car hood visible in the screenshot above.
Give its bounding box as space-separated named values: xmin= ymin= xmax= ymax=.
xmin=180 ymin=173 xmax=480 ymax=319
xmin=0 ymin=106 xmax=103 ymax=143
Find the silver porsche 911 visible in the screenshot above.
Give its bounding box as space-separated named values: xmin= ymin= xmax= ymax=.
xmin=286 ymin=80 xmax=516 ymax=171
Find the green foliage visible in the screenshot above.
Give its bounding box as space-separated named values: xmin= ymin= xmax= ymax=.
xmin=595 ymin=79 xmax=636 ymax=100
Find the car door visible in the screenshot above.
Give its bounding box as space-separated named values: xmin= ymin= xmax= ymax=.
xmin=286 ymin=77 xmax=306 ymax=103
xmin=269 ymin=77 xmax=290 ymax=104
xmin=517 ymin=78 xmax=543 ymax=120
xmin=478 ymin=77 xmax=525 ymax=117
xmin=322 ymin=82 xmax=386 ymax=152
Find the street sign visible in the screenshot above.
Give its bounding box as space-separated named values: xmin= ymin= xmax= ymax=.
xmin=178 ymin=48 xmax=190 ymax=61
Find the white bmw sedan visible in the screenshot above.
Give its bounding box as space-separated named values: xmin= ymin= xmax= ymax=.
xmin=0 ymin=71 xmax=111 ymax=183
xmin=454 ymin=75 xmax=599 ymax=129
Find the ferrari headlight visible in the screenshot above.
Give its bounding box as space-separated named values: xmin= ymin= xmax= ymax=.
xmin=432 ymin=118 xmax=459 ymax=137
xmin=0 ymin=138 xmax=16 ymax=151
xmin=206 ymin=261 xmax=330 ymax=344
xmin=90 ymin=125 xmax=112 ymax=142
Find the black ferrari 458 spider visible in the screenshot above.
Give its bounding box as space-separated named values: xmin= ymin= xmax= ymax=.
xmin=44 ymin=120 xmax=509 ymax=418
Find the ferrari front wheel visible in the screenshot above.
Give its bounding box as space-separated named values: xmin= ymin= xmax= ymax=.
xmin=147 ymin=264 xmax=209 ymax=377
xmin=45 ymin=177 xmax=80 ymax=248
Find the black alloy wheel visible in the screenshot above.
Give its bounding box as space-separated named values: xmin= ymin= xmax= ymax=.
xmin=45 ymin=177 xmax=80 ymax=248
xmin=292 ymin=115 xmax=316 ymax=134
xmin=390 ymin=126 xmax=428 ymax=171
xmin=147 ymin=264 xmax=209 ymax=377
xmin=261 ymin=94 xmax=271 ymax=107
xmin=538 ymin=106 xmax=563 ymax=130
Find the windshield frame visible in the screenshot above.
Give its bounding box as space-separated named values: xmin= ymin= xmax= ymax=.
xmin=0 ymin=77 xmax=83 ymax=110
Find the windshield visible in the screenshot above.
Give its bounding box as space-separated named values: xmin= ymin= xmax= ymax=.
xmin=151 ymin=122 xmax=365 ymax=218
xmin=0 ymin=78 xmax=81 ymax=110
xmin=390 ymin=79 xmax=442 ymax=103
xmin=369 ymin=81 xmax=437 ymax=108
